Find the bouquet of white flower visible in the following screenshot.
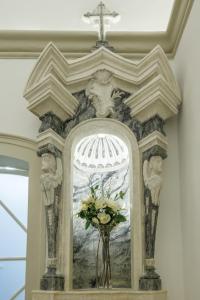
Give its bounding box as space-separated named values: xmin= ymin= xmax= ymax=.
xmin=78 ymin=185 xmax=127 ymax=288
xmin=78 ymin=185 xmax=126 ymax=230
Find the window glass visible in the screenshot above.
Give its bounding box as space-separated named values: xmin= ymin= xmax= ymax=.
xmin=0 ymin=261 xmax=25 ymax=300
xmin=0 ymin=174 xmax=28 ymax=225
xmin=0 ymin=168 xmax=28 ymax=300
xmin=0 ymin=207 xmax=27 ymax=257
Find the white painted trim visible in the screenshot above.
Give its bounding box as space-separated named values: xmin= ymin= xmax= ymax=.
xmin=31 ymin=289 xmax=167 ymax=300
xmin=61 ymin=118 xmax=143 ymax=290
xmin=0 ymin=257 xmax=26 ymax=261
xmin=10 ymin=286 xmax=25 ymax=300
xmin=0 ymin=134 xmax=42 ymax=300
xmin=0 ymin=0 xmax=193 ymax=58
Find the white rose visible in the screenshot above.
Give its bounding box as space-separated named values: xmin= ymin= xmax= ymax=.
xmin=83 ymin=196 xmax=95 ymax=205
xmin=81 ymin=203 xmax=88 ymax=210
xmin=97 ymin=212 xmax=111 ymax=224
xmin=95 ymin=199 xmax=107 ymax=210
xmin=106 ymin=199 xmax=120 ymax=212
xmin=92 ymin=217 xmax=99 ymax=224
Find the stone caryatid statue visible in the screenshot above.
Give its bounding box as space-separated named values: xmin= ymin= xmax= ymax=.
xmin=40 ymin=152 xmax=64 ymax=290
xmin=140 ymin=155 xmax=163 ymax=290
xmin=143 ymin=156 xmax=163 ymax=206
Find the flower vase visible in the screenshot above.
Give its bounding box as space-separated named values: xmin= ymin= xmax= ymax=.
xmin=96 ymin=225 xmax=112 ymax=288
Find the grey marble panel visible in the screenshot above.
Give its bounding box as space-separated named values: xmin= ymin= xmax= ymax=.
xmin=72 ymin=166 xmax=131 ymax=289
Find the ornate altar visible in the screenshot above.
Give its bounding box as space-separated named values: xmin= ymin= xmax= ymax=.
xmin=24 ymin=42 xmax=181 ymax=300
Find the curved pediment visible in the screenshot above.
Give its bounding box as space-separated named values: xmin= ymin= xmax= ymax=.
xmin=24 ymin=42 xmax=181 ymax=122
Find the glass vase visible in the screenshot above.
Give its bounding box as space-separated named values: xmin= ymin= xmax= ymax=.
xmin=96 ymin=225 xmax=112 ymax=288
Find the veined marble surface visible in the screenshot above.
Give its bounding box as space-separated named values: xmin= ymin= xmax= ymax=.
xmin=72 ymin=165 xmax=131 ymax=289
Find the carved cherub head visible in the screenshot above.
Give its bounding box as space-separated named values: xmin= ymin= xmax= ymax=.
xmin=148 ymin=156 xmax=163 ymax=175
xmin=93 ymin=69 xmax=112 ymax=85
xmin=41 ymin=153 xmax=56 ymax=174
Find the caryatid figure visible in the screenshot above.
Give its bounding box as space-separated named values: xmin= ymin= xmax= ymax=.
xmin=40 ymin=152 xmax=62 ymax=271
xmin=140 ymin=155 xmax=163 ymax=290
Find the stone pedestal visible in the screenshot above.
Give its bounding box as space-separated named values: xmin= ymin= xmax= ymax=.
xmin=40 ymin=268 xmax=64 ymax=291
xmin=32 ymin=290 xmax=167 ymax=300
xmin=139 ymin=267 xmax=161 ymax=291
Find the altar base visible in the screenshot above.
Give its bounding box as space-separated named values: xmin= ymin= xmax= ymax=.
xmin=32 ymin=290 xmax=167 ymax=300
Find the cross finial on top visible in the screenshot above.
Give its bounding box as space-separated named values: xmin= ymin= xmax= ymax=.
xmin=83 ymin=2 xmax=120 ymax=50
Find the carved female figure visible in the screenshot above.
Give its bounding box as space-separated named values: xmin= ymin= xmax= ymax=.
xmin=40 ymin=153 xmax=62 ymax=270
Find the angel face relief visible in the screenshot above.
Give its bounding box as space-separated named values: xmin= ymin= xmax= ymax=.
xmin=86 ymin=70 xmax=114 ymax=118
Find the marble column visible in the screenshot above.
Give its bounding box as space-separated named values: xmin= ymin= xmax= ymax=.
xmin=139 ymin=144 xmax=167 ymax=290
xmin=37 ymin=143 xmax=64 ymax=291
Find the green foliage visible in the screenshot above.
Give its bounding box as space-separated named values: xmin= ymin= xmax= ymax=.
xmin=85 ymin=220 xmax=91 ymax=230
xmin=115 ymin=214 xmax=126 ymax=224
xmin=78 ymin=184 xmax=127 ymax=230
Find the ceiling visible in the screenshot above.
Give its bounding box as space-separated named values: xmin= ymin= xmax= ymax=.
xmin=0 ymin=0 xmax=174 ymax=32
xmin=0 ymin=0 xmax=194 ymax=58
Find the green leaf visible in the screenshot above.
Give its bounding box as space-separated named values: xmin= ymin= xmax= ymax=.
xmin=115 ymin=214 xmax=126 ymax=223
xmin=85 ymin=220 xmax=91 ymax=230
xmin=119 ymin=191 xmax=125 ymax=199
xmin=79 ymin=210 xmax=86 ymax=218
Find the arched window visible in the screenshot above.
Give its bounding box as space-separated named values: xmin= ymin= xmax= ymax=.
xmin=0 ymin=155 xmax=29 ymax=300
xmin=0 ymin=134 xmax=41 ymax=300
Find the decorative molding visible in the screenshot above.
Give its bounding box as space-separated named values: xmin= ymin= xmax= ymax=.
xmin=24 ymin=43 xmax=180 ymax=96
xmin=32 ymin=290 xmax=167 ymax=300
xmin=24 ymin=43 xmax=181 ymax=125
xmin=124 ymin=75 xmax=181 ymax=122
xmin=37 ymin=129 xmax=65 ymax=154
xmin=0 ymin=0 xmax=194 ymax=58
xmin=0 ymin=133 xmax=36 ymax=151
xmin=24 ymin=74 xmax=79 ymax=121
xmin=139 ymin=131 xmax=168 ymax=154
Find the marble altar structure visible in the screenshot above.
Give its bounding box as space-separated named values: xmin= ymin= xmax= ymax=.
xmin=23 ymin=42 xmax=182 ymax=300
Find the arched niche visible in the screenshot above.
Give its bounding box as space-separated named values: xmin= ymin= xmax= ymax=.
xmin=61 ymin=118 xmax=142 ymax=290
xmin=25 ymin=43 xmax=181 ymax=299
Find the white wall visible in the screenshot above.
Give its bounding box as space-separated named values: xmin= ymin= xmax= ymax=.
xmin=0 ymin=59 xmax=40 ymax=139
xmin=174 ymin=2 xmax=200 ymax=300
xmin=156 ymin=118 xmax=184 ymax=300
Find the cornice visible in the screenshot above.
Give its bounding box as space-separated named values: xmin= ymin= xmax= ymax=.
xmin=37 ymin=129 xmax=65 ymax=153
xmin=25 ymin=73 xmax=79 ymax=120
xmin=0 ymin=133 xmax=37 ymax=151
xmin=24 ymin=44 xmax=180 ymax=97
xmin=0 ymin=0 xmax=193 ymax=58
xmin=24 ymin=43 xmax=182 ymax=124
xmin=139 ymin=131 xmax=168 ymax=154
